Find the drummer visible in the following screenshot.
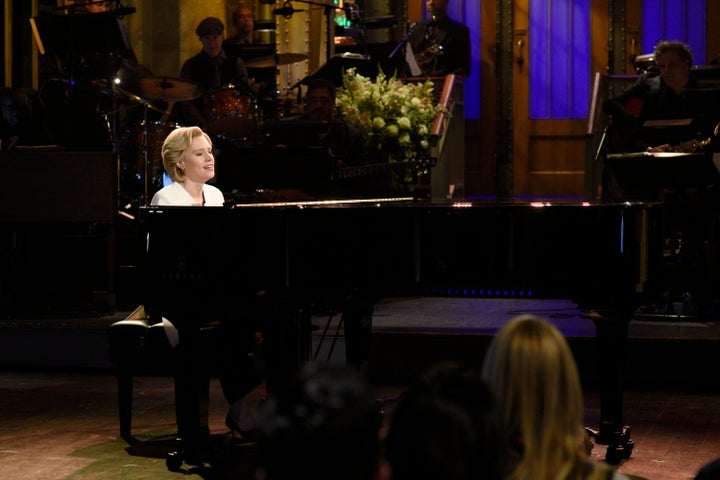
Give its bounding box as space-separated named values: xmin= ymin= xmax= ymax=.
xmin=173 ymin=17 xmax=253 ymax=131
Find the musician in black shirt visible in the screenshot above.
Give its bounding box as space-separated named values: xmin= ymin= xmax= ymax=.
xmin=408 ymin=0 xmax=471 ymax=77
xmin=173 ymin=17 xmax=252 ymax=130
xmin=604 ymin=41 xmax=719 ymax=152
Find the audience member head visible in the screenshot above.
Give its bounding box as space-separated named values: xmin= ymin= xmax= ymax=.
xmin=695 ymin=458 xmax=720 ymax=480
xmin=305 ymin=78 xmax=336 ymax=122
xmin=232 ymin=5 xmax=254 ymax=42
xmin=481 ymin=315 xmax=588 ymax=480
xmin=384 ymin=362 xmax=502 ymax=480
xmin=653 ymin=41 xmax=693 ymax=93
xmin=195 ymin=17 xmax=225 ymax=58
xmin=255 ymin=362 xmax=383 ymax=480
xmin=161 ymin=126 xmax=214 ymax=183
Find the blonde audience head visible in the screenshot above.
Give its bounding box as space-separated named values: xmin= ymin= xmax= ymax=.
xmin=481 ymin=315 xmax=589 ymax=480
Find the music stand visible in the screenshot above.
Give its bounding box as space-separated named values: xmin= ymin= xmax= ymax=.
xmin=30 ymin=11 xmax=132 ymax=58
xmin=291 ymin=53 xmax=371 ymax=89
xmin=30 ymin=12 xmax=134 ymax=153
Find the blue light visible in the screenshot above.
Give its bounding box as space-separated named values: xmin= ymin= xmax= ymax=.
xmin=643 ymin=0 xmax=706 ymax=63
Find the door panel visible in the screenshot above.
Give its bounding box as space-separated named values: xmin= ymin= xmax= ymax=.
xmin=513 ymin=0 xmax=605 ymax=197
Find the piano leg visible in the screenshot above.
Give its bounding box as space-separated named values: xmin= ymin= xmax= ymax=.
xmin=262 ymin=296 xmax=314 ymax=395
xmin=342 ymin=289 xmax=377 ymax=372
xmin=586 ymin=311 xmax=635 ymax=465
xmin=168 ymin=325 xmax=213 ymax=469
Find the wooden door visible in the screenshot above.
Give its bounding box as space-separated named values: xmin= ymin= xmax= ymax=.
xmin=512 ymin=0 xmax=609 ymax=197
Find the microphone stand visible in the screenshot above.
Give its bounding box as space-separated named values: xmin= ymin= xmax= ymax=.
xmin=388 ymin=22 xmax=417 ymax=60
xmin=388 ymin=22 xmax=418 ymax=77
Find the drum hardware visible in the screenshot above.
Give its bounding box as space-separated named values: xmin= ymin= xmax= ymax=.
xmin=136 ymin=76 xmax=203 ymax=102
xmin=113 ymin=84 xmax=170 ymax=115
xmin=133 ymin=77 xmax=202 ymax=124
xmin=135 ymin=117 xmax=183 ymax=203
xmin=135 ymin=102 xmax=175 ymax=203
xmin=113 ymin=78 xmax=201 ymax=204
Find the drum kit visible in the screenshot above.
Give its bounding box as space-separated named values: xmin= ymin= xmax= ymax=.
xmin=113 ymin=52 xmax=310 ymax=204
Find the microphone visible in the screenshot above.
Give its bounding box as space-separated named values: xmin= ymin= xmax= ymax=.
xmin=272 ymin=6 xmax=305 ymax=16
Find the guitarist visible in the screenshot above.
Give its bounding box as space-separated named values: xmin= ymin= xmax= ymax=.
xmin=408 ymin=0 xmax=471 ymax=77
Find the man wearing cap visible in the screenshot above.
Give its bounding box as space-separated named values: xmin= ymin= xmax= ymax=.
xmin=174 ymin=17 xmax=252 ymax=130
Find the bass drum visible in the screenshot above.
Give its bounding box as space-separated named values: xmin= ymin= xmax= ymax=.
xmin=119 ymin=121 xmax=182 ymax=203
xmin=206 ymin=84 xmax=261 ymax=144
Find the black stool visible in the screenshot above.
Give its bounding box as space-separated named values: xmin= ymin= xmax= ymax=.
xmin=107 ymin=306 xmax=175 ymax=442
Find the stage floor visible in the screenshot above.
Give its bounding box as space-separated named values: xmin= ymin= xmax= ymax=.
xmin=1 ymin=296 xmax=720 ymax=479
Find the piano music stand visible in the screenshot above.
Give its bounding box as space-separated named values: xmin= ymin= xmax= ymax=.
xmin=606 ymin=152 xmax=720 ymax=201
xmin=215 ymin=140 xmax=336 ymax=196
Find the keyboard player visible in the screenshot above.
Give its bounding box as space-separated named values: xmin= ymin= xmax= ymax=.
xmin=273 ymin=78 xmax=366 ymax=167
xmin=604 ymin=41 xmax=720 ymax=153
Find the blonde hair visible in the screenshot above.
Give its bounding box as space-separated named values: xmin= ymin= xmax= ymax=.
xmin=481 ymin=315 xmax=588 ymax=480
xmin=161 ymin=126 xmax=211 ymax=182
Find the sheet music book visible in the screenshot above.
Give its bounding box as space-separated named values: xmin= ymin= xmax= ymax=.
xmin=405 ymin=44 xmax=423 ymax=77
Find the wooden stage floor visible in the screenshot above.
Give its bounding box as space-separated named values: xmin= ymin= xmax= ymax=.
xmin=1 ymin=296 xmax=720 ymax=479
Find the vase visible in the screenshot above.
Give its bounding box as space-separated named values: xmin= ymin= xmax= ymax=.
xmin=380 ymin=148 xmax=433 ymax=200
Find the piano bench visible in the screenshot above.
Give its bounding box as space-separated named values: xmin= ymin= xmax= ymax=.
xmin=108 ymin=305 xmax=175 ymax=442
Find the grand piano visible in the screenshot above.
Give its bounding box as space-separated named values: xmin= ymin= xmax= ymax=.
xmin=140 ymin=197 xmax=661 ymax=464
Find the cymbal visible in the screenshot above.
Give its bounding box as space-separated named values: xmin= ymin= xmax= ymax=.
xmin=136 ymin=76 xmax=202 ymax=101
xmin=245 ymin=53 xmax=309 ymax=68
xmin=114 ymin=85 xmax=169 ymax=115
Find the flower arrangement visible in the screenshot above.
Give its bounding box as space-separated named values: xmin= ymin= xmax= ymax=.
xmin=335 ymin=68 xmax=443 ymax=162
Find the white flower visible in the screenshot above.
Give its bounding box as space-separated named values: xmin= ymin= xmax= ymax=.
xmin=336 ymin=68 xmax=443 ymax=159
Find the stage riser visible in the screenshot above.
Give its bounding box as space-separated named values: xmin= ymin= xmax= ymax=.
xmin=368 ymin=331 xmax=720 ymax=391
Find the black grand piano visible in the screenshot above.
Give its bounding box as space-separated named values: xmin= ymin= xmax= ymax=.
xmin=140 ymin=197 xmax=662 ymax=464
